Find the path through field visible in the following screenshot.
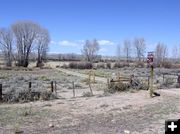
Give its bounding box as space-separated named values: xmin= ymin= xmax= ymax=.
xmin=55 ymin=68 xmax=107 ymax=83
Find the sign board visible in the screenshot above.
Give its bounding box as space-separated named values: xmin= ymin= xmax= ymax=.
xmin=147 ymin=52 xmax=154 ymax=64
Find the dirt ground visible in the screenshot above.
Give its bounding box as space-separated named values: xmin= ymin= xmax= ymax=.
xmin=0 ymin=68 xmax=180 ymax=134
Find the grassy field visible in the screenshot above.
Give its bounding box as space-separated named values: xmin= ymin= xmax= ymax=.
xmin=0 ymin=61 xmax=180 ymax=134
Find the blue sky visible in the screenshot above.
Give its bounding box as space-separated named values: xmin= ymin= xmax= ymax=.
xmin=0 ymin=0 xmax=180 ymax=56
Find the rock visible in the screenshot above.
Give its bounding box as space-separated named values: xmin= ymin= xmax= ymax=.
xmin=49 ymin=123 xmax=54 ymax=128
xmin=124 ymin=130 xmax=130 ymax=134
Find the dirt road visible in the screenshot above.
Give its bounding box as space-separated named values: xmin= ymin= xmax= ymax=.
xmin=1 ymin=89 xmax=180 ymax=134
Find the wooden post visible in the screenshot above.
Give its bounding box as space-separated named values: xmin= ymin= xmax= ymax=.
xmin=107 ymin=78 xmax=110 ymax=89
xmin=72 ymin=82 xmax=75 ymax=98
xmin=163 ymin=74 xmax=165 ymax=83
xmin=93 ymin=71 xmax=95 ymax=83
xmin=54 ymin=81 xmax=57 ymax=94
xmin=149 ymin=65 xmax=154 ymax=97
xmin=148 ymin=76 xmax=150 ymax=90
xmin=88 ymin=71 xmax=91 ymax=83
xmin=89 ymin=82 xmax=93 ymax=95
xmin=0 ymin=84 xmax=2 ymax=102
xmin=29 ymin=82 xmax=32 ymax=92
xmin=51 ymin=81 xmax=54 ymax=92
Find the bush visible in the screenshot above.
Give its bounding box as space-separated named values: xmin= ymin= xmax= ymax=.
xmin=69 ymin=62 xmax=77 ymax=68
xmin=68 ymin=62 xmax=93 ymax=69
xmin=163 ymin=61 xmax=172 ymax=68
xmin=106 ymin=62 xmax=111 ymax=69
xmin=97 ymin=63 xmax=105 ymax=69
xmin=82 ymin=91 xmax=93 ymax=97
xmin=108 ymin=82 xmax=130 ymax=93
xmin=163 ymin=78 xmax=174 ymax=87
xmin=3 ymin=90 xmax=41 ymax=103
xmin=40 ymin=91 xmax=58 ymax=100
xmin=135 ymin=61 xmax=144 ymax=68
xmin=113 ymin=62 xmax=129 ymax=68
xmin=2 ymin=90 xmax=57 ymax=103
xmin=61 ymin=64 xmax=68 ymax=68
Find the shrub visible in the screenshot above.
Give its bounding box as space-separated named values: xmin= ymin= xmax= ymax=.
xmin=97 ymin=63 xmax=105 ymax=69
xmin=135 ymin=61 xmax=144 ymax=68
xmin=113 ymin=62 xmax=122 ymax=68
xmin=61 ymin=64 xmax=68 ymax=68
xmin=163 ymin=78 xmax=174 ymax=87
xmin=69 ymin=62 xmax=77 ymax=69
xmin=40 ymin=91 xmax=56 ymax=100
xmin=106 ymin=62 xmax=111 ymax=69
xmin=113 ymin=62 xmax=129 ymax=68
xmin=36 ymin=62 xmax=44 ymax=67
xmin=82 ymin=91 xmax=93 ymax=97
xmin=162 ymin=61 xmax=172 ymax=68
xmin=68 ymin=62 xmax=93 ymax=69
xmin=3 ymin=90 xmax=41 ymax=103
xmin=108 ymin=82 xmax=130 ymax=93
xmin=2 ymin=89 xmax=57 ymax=103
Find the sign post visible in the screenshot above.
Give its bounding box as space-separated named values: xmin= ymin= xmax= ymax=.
xmin=147 ymin=52 xmax=154 ymax=97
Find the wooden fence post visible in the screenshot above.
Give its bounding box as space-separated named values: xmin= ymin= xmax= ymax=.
xmin=89 ymin=82 xmax=93 ymax=95
xmin=93 ymin=71 xmax=95 ymax=83
xmin=54 ymin=81 xmax=57 ymax=94
xmin=163 ymin=74 xmax=165 ymax=83
xmin=107 ymin=78 xmax=110 ymax=89
xmin=148 ymin=76 xmax=150 ymax=90
xmin=51 ymin=81 xmax=54 ymax=92
xmin=0 ymin=84 xmax=2 ymax=102
xmin=29 ymin=82 xmax=32 ymax=92
xmin=72 ymin=82 xmax=75 ymax=98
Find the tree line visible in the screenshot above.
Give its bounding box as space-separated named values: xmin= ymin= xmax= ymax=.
xmin=0 ymin=20 xmax=50 ymax=67
xmin=0 ymin=20 xmax=178 ymax=68
xmin=115 ymin=38 xmax=175 ymax=67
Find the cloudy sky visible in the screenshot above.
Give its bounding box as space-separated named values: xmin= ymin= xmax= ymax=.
xmin=0 ymin=0 xmax=180 ymax=56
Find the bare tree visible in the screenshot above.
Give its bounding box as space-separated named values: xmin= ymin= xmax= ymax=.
xmin=155 ymin=42 xmax=168 ymax=66
xmin=82 ymin=39 xmax=100 ymax=62
xmin=123 ymin=39 xmax=131 ymax=63
xmin=116 ymin=44 xmax=121 ymax=62
xmin=134 ymin=38 xmax=146 ymax=62
xmin=12 ymin=21 xmax=40 ymax=67
xmin=0 ymin=28 xmax=13 ymax=67
xmin=172 ymin=45 xmax=178 ymax=62
xmin=36 ymin=28 xmax=50 ymax=67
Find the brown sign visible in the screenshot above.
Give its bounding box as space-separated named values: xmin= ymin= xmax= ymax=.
xmin=147 ymin=52 xmax=154 ymax=64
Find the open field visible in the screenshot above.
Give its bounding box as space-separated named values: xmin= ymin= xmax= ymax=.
xmin=0 ymin=64 xmax=180 ymax=134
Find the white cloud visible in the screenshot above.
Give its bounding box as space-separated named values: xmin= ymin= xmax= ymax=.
xmin=50 ymin=39 xmax=115 ymax=47
xmin=58 ymin=40 xmax=78 ymax=46
xmin=98 ymin=40 xmax=115 ymax=46
xmin=50 ymin=40 xmax=86 ymax=47
xmin=99 ymin=48 xmax=108 ymax=53
xmin=50 ymin=40 xmax=57 ymax=45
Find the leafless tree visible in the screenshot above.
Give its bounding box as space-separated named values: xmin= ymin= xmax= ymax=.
xmin=123 ymin=40 xmax=131 ymax=63
xmin=0 ymin=28 xmax=14 ymax=67
xmin=116 ymin=44 xmax=121 ymax=61
xmin=172 ymin=45 xmax=178 ymax=62
xmin=155 ymin=42 xmax=168 ymax=66
xmin=11 ymin=21 xmax=40 ymax=67
xmin=36 ymin=28 xmax=50 ymax=67
xmin=134 ymin=38 xmax=146 ymax=62
xmin=82 ymin=39 xmax=100 ymax=62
